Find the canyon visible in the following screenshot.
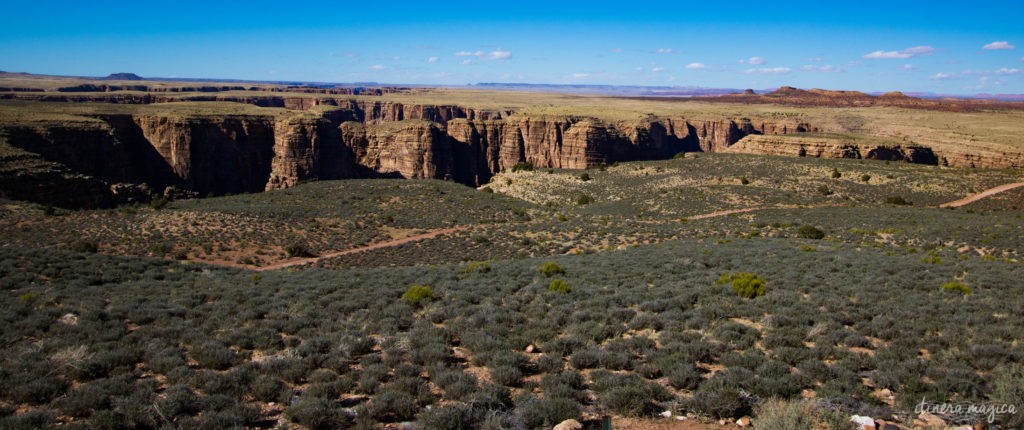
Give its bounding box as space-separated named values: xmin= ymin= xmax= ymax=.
xmin=1 ymin=88 xmax=1022 ymax=208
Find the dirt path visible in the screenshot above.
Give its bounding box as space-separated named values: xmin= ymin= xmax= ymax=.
xmin=256 ymin=226 xmax=467 ymax=271
xmin=938 ymin=182 xmax=1024 ymax=208
xmin=687 ymin=207 xmax=764 ymax=220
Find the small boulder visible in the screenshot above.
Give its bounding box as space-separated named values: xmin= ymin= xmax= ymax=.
xmin=552 ymin=419 xmax=582 ymax=430
xmin=736 ymin=416 xmax=751 ymax=427
xmin=658 ymin=410 xmax=671 ymax=418
xmin=851 ymin=415 xmax=876 ymax=430
xmin=58 ymin=313 xmax=78 ymax=325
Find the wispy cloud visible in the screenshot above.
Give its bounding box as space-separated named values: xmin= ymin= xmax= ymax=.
xmin=427 ymin=56 xmax=439 ymax=63
xmin=610 ymin=48 xmax=622 ymax=53
xmin=995 ymin=68 xmax=1021 ymax=75
xmin=685 ymin=63 xmax=707 ymax=70
xmin=459 ymin=59 xmax=472 ymax=65
xmin=572 ymin=73 xmax=590 ymax=79
xmin=655 ymin=48 xmax=676 ymax=54
xmin=369 ymin=65 xmax=386 ymax=70
xmin=902 ymin=64 xmax=915 ymax=70
xmin=929 ymin=72 xmax=956 ymax=80
xmin=744 ymin=67 xmax=791 ymax=75
xmin=747 ymin=56 xmax=765 ymax=65
xmin=801 ymin=64 xmax=842 ymax=73
xmin=863 ymin=46 xmax=935 ymax=59
xmin=454 ymin=50 xmax=512 ymax=60
xmin=651 ymin=67 xmax=666 ymax=73
xmin=983 ymin=41 xmax=1015 ymax=50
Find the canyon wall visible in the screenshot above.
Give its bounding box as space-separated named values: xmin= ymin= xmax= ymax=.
xmin=1 ymin=99 xmax=1003 ymax=208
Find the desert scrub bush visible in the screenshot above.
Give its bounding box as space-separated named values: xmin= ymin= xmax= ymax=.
xmin=817 ymin=184 xmax=833 ymax=196
xmin=285 ymin=242 xmax=315 ymax=258
xmin=459 ymin=261 xmax=490 ymax=274
xmin=753 ymin=398 xmax=854 ymax=430
xmin=72 ymin=239 xmax=99 ymax=253
xmin=489 ymin=365 xmax=523 ymax=387
xmin=286 ymin=397 xmax=351 ymax=430
xmin=594 ymin=373 xmax=673 ymax=417
xmin=360 ymin=388 xmax=419 ymax=422
xmin=517 ymin=395 xmax=581 ymax=429
xmin=884 ymin=196 xmax=911 ymax=205
xmin=401 ymin=285 xmax=435 ymax=306
xmin=717 ymin=272 xmax=766 ymax=299
xmin=941 ymin=281 xmax=972 ymax=295
xmin=537 ymin=261 xmax=565 ymax=277
xmin=796 ymin=225 xmax=825 ymax=239
xmin=667 ymin=363 xmax=703 ymax=390
xmin=511 ymin=162 xmax=534 ymax=172
xmin=189 ymin=340 xmax=238 ymax=370
xmin=831 ymin=168 xmax=842 ymax=179
xmin=861 ymin=174 xmax=871 ymax=182
xmin=989 ymin=364 xmax=1024 ymax=428
xmin=575 ymin=194 xmax=593 ymax=205
xmin=578 ymin=172 xmax=591 ymax=181
xmin=417 ymin=404 xmax=473 ymax=430
xmin=547 ymin=278 xmax=571 ymax=294
xmin=569 ymin=348 xmax=602 ymax=369
xmin=685 ymin=377 xmax=750 ymax=419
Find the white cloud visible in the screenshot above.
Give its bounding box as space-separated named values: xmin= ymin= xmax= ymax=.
xmin=427 ymin=56 xmax=439 ymax=63
xmin=748 ymin=56 xmax=765 ymax=65
xmin=392 ymin=56 xmax=401 ymax=60
xmin=929 ymin=72 xmax=955 ymax=80
xmin=459 ymin=59 xmax=473 ymax=65
xmin=651 ymin=67 xmax=666 ymax=73
xmin=863 ymin=45 xmax=935 ymax=59
xmin=902 ymin=64 xmax=915 ymax=70
xmin=995 ymin=68 xmax=1021 ymax=75
xmin=983 ymin=41 xmax=1015 ymax=50
xmin=656 ymin=48 xmax=675 ymax=54
xmin=685 ymin=62 xmax=707 ymax=70
xmin=572 ymin=73 xmax=590 ymax=79
xmin=744 ymin=67 xmax=791 ymax=75
xmin=369 ymin=65 xmax=386 ymax=70
xmin=454 ymin=50 xmax=511 ymax=60
xmin=802 ymin=64 xmax=841 ymax=73
xmin=487 ymin=50 xmax=512 ymax=60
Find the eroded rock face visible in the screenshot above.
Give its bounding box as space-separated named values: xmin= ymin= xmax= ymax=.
xmin=725 ymin=134 xmax=940 ymax=165
xmin=6 ymin=97 xmax=1004 ymax=209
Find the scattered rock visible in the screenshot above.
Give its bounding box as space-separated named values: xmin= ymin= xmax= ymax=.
xmin=851 ymin=415 xmax=876 ymax=430
xmin=914 ymin=412 xmax=947 ymax=428
xmin=659 ymin=410 xmax=672 ymax=418
xmin=552 ymin=419 xmax=582 ymax=430
xmin=875 ymin=419 xmax=902 ymax=430
xmin=736 ymin=416 xmax=751 ymax=427
xmin=525 ymin=344 xmax=535 ymax=353
xmin=58 ymin=313 xmax=78 ymax=325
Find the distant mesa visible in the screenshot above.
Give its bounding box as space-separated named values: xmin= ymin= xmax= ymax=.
xmin=104 ymin=73 xmax=144 ymax=81
xmin=743 ymin=89 xmax=755 ymax=95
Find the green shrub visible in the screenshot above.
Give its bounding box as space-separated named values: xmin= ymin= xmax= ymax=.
xmin=189 ymin=341 xmax=238 ymax=370
xmin=286 ymin=243 xmax=315 ymax=258
xmin=831 ymin=168 xmax=842 ymax=179
xmin=575 ymin=194 xmax=593 ymax=205
xmin=941 ymin=281 xmax=972 ymax=295
xmin=667 ymin=364 xmax=703 ymax=390
xmin=511 ymin=162 xmax=534 ymax=172
xmin=796 ymin=225 xmax=825 ymax=240
xmin=418 ymin=404 xmax=473 ymax=430
xmin=717 ymin=272 xmax=766 ymax=299
xmin=673 ymin=152 xmax=687 ymax=159
xmin=600 ymin=378 xmax=672 ymax=417
xmin=480 ymin=186 xmax=493 ymax=193
xmin=861 ymin=174 xmax=871 ymax=182
xmin=150 ymin=196 xmax=168 ymax=210
xmin=579 ymin=173 xmax=591 ymax=182
xmin=538 ymin=261 xmax=565 ymax=277
xmin=547 ymin=278 xmax=571 ymax=294
xmin=402 ymin=285 xmax=435 ymax=306
xmin=518 ymin=396 xmax=581 ymax=429
xmin=72 ymin=240 xmax=99 ymax=253
xmin=286 ymin=397 xmax=350 ymax=430
xmin=990 ymin=364 xmax=1024 ymax=428
xmin=753 ymin=398 xmax=853 ymax=430
xmin=460 ymin=261 xmax=490 ymax=274
xmin=739 ymin=176 xmax=750 ymax=185
xmin=817 ymin=185 xmax=833 ymax=196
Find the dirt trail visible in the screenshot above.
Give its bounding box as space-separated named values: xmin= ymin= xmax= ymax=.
xmin=256 ymin=226 xmax=466 ymax=271
xmin=687 ymin=207 xmax=763 ymax=220
xmin=938 ymin=182 xmax=1024 ymax=208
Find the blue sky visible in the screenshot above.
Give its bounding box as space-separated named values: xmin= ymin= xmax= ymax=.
xmin=2 ymin=1 xmax=1022 ymax=94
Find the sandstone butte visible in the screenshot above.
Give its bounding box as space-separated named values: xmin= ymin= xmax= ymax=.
xmin=0 ymin=91 xmax=1021 ymax=208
